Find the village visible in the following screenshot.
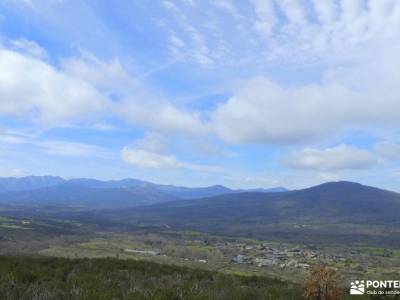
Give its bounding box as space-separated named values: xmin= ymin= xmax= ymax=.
xmin=216 ymin=241 xmax=347 ymax=270
xmin=121 ymin=233 xmax=350 ymax=273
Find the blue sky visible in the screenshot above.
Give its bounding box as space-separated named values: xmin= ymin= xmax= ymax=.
xmin=1 ymin=0 xmax=400 ymax=190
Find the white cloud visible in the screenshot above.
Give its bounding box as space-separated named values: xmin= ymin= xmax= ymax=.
xmin=61 ymin=49 xmax=208 ymax=136
xmin=118 ymin=97 xmax=208 ymax=136
xmin=0 ymin=128 xmax=29 ymax=144
xmin=0 ymin=167 xmax=25 ymax=177
xmin=184 ymin=163 xmax=224 ymax=173
xmin=0 ymin=126 xmax=109 ymax=158
xmin=0 ymin=48 xmax=108 ymax=125
xmin=212 ymin=77 xmax=351 ymax=144
xmin=161 ymin=2 xmax=227 ymax=66
xmin=162 ymin=0 xmax=178 ymax=11
xmin=374 ymin=141 xmax=400 ymax=161
xmin=134 ymin=132 xmax=167 ymax=153
xmin=212 ymin=38 xmax=400 ymax=144
xmin=251 ymin=0 xmax=278 ymax=36
xmin=111 ymin=1 xmax=400 ymax=146
xmin=195 ymin=141 xmax=238 ymax=158
xmin=224 ymin=174 xmax=283 ymax=187
xmin=212 ymin=0 xmax=241 ymax=19
xmin=89 ymin=123 xmax=117 ymax=131
xmin=283 ymin=144 xmax=377 ymax=171
xmin=3 ymin=1 xmax=400 ymax=188
xmin=157 ymin=0 xmax=397 ymax=69
xmin=61 ymin=49 xmax=136 ymax=97
xmin=38 ymin=140 xmax=108 ymax=157
xmin=60 ymin=48 xmax=210 ymax=136
xmin=121 ymin=147 xmax=183 ymax=169
xmin=276 ymin=0 xmax=307 ymax=25
xmin=237 ymin=3 xmax=400 ymax=141
xmin=169 ymin=34 xmax=185 ymax=49
xmin=157 ymin=0 xmax=400 ymax=70
xmin=0 ymin=38 xmax=209 ymax=140
xmin=311 ymin=0 xmax=338 ymax=26
xmin=319 ymin=172 xmax=341 ymax=182
xmin=10 ymin=38 xmax=47 ymax=58
xmin=122 ymin=146 xmax=223 ymax=173
xmin=257 ymin=0 xmax=400 ymax=63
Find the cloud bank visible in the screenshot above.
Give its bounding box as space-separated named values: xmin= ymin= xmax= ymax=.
xmin=283 ymin=144 xmax=377 ymax=171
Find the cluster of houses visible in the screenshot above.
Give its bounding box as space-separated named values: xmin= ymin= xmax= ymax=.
xmin=121 ymin=237 xmax=350 ymax=271
xmin=225 ymin=242 xmax=345 ymax=270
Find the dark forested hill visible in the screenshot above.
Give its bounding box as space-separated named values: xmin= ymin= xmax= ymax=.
xmin=127 ymin=181 xmax=400 ymax=224
xmin=109 ymin=181 xmax=400 ymax=246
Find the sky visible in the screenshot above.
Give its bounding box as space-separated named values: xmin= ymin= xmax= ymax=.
xmin=0 ymin=0 xmax=400 ymax=190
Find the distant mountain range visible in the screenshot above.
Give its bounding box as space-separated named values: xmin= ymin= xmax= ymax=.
xmin=126 ymin=181 xmax=400 ymax=224
xmin=1 ymin=177 xmax=400 ymax=246
xmin=107 ymin=181 xmax=400 ymax=246
xmin=0 ymin=176 xmax=288 ymax=209
xmin=0 ymin=176 xmax=65 ymax=193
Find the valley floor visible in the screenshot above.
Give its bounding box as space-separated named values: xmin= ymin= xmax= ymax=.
xmin=37 ymin=230 xmax=400 ymax=285
xmin=0 ymin=215 xmax=398 ymax=299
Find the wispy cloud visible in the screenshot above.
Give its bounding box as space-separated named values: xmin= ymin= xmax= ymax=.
xmin=374 ymin=142 xmax=400 ymax=161
xmin=10 ymin=38 xmax=47 ymax=58
xmin=283 ymin=144 xmax=377 ymax=171
xmin=38 ymin=140 xmax=109 ymax=157
xmin=122 ymin=147 xmax=222 ymax=173
xmin=2 ymin=0 xmax=400 ymax=189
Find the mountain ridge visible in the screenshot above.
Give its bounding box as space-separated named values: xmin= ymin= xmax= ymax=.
xmin=123 ymin=180 xmax=400 ymax=227
xmin=0 ymin=176 xmax=288 ymax=209
xmin=1 ymin=178 xmax=399 ymax=246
